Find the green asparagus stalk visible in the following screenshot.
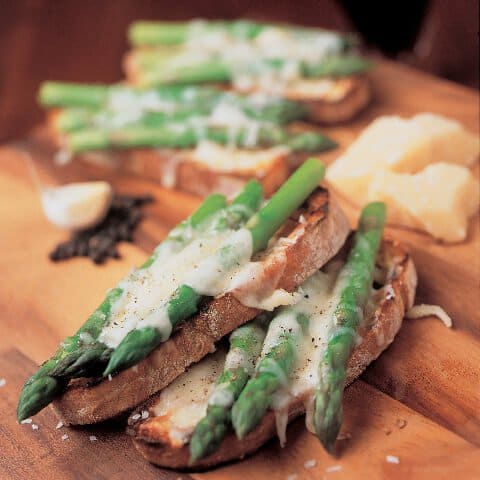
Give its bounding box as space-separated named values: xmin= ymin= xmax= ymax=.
xmin=104 ymin=159 xmax=325 ymax=376
xmin=189 ymin=321 xmax=266 ymax=462
xmin=128 ymin=20 xmax=266 ymax=47
xmin=303 ymin=54 xmax=373 ymax=78
xmin=231 ymin=311 xmax=308 ymax=438
xmin=127 ymin=20 xmax=354 ymax=49
xmin=39 ymin=82 xmax=221 ymax=109
xmin=66 ymin=124 xmax=336 ymax=153
xmin=314 ymin=202 xmax=386 ymax=452
xmin=39 ymin=82 xmax=109 ymax=109
xmin=16 ymin=193 xmax=229 ymax=421
xmin=130 ymin=51 xmax=371 ymax=87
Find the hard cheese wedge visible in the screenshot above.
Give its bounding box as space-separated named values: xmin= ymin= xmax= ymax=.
xmin=368 ymin=163 xmax=479 ymax=242
xmin=326 ymin=113 xmax=479 ymax=205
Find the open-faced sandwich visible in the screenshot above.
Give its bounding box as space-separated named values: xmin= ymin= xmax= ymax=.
xmin=17 ymin=160 xmax=417 ymax=469
xmin=40 ymin=82 xmax=336 ymax=197
xmin=124 ymin=19 xmax=373 ymax=124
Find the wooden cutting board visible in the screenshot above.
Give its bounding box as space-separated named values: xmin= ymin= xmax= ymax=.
xmin=0 ymin=60 xmax=479 ymax=479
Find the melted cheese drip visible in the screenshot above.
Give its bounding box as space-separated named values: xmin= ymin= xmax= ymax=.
xmin=152 ymin=349 xmax=226 ymax=446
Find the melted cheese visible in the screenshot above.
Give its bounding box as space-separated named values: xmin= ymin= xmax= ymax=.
xmin=327 ymin=113 xmax=479 ymax=206
xmin=99 ymin=229 xmax=234 ymax=348
xmin=152 ymin=349 xmax=226 ymax=446
xmin=368 ymin=163 xmax=479 ymax=242
xmin=191 ymin=140 xmax=289 ymax=174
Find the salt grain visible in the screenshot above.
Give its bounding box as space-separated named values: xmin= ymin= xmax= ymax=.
xmin=0 ymin=378 xmax=6 ymax=387
xmin=20 ymin=419 xmax=32 ymax=425
xmin=304 ymin=459 xmax=316 ymax=469
xmin=108 ymin=374 xmax=113 ymax=382
xmin=396 ymin=418 xmax=407 ymax=429
xmin=385 ymin=284 xmax=395 ymax=300
xmin=89 ymin=435 xmax=98 ymax=442
xmin=131 ymin=413 xmax=141 ymax=421
xmin=31 ymin=424 xmax=39 ymax=430
xmin=326 ymin=465 xmax=342 ymax=473
xmin=61 ymin=434 xmax=69 ymax=441
xmin=56 ymin=421 xmax=64 ymax=429
xmin=141 ymin=410 xmax=149 ymax=419
xmin=386 ymin=455 xmax=400 ymax=464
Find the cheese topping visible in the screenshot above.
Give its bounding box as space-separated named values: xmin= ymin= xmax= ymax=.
xmin=99 ymin=228 xmax=234 ymax=348
xmin=191 ymin=140 xmax=289 ymax=174
xmin=267 ymin=265 xmax=344 ymax=444
xmin=152 ymin=349 xmax=226 ymax=446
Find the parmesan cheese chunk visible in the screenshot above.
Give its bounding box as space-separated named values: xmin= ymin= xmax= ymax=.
xmin=368 ymin=164 xmax=479 ymax=242
xmin=327 ymin=113 xmax=479 ymax=205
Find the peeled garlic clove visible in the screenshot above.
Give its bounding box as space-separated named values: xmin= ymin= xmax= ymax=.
xmin=41 ymin=181 xmax=113 ymax=230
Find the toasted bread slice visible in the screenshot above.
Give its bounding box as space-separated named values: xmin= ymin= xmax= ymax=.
xmin=131 ymin=238 xmax=416 ymax=469
xmin=52 ymin=187 xmax=350 ymax=425
xmin=285 ymin=75 xmax=371 ymax=125
xmin=240 ymin=75 xmax=371 ymax=125
xmin=46 ymin=116 xmax=296 ymax=198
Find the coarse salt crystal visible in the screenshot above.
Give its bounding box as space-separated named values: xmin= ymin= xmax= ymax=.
xmin=31 ymin=424 xmax=39 ymax=430
xmin=89 ymin=435 xmax=98 ymax=442
xmin=61 ymin=434 xmax=69 ymax=441
xmin=131 ymin=413 xmax=141 ymax=421
xmin=385 ymin=284 xmax=395 ymax=300
xmin=0 ymin=378 xmax=6 ymax=387
xmin=304 ymin=459 xmax=316 ymax=469
xmin=108 ymin=374 xmax=113 ymax=382
xmin=326 ymin=465 xmax=342 ymax=473
xmin=20 ymin=418 xmax=32 ymax=424
xmin=141 ymin=410 xmax=149 ymax=419
xmin=386 ymin=455 xmax=400 ymax=464
xmin=56 ymin=421 xmax=64 ymax=429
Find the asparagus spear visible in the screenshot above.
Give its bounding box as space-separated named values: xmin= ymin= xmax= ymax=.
xmin=231 ymin=311 xmax=307 ymax=439
xmin=128 ymin=20 xmax=354 ymax=48
xmin=104 ymin=159 xmax=325 ymax=375
xmin=128 ymin=20 xmax=266 ymax=47
xmin=314 ymin=202 xmax=386 ymax=452
xmin=303 ymin=54 xmax=373 ymax=78
xmin=16 ymin=193 xmax=229 ymax=421
xmin=189 ymin=321 xmax=266 ymax=462
xmin=66 ymin=123 xmax=336 ymax=154
xmin=130 ymin=51 xmax=371 ymax=87
xmin=39 ymin=82 xmax=220 ymax=109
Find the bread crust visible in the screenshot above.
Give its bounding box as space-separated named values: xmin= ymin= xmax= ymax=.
xmin=293 ymin=76 xmax=371 ymax=125
xmin=131 ymin=238 xmax=417 ymax=469
xmin=52 ymin=188 xmax=350 ymax=425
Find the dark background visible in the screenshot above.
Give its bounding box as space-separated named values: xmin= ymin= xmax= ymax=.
xmin=0 ymin=0 xmax=478 ymax=142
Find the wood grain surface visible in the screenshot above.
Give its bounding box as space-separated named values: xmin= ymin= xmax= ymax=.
xmin=0 ymin=61 xmax=479 ymax=479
